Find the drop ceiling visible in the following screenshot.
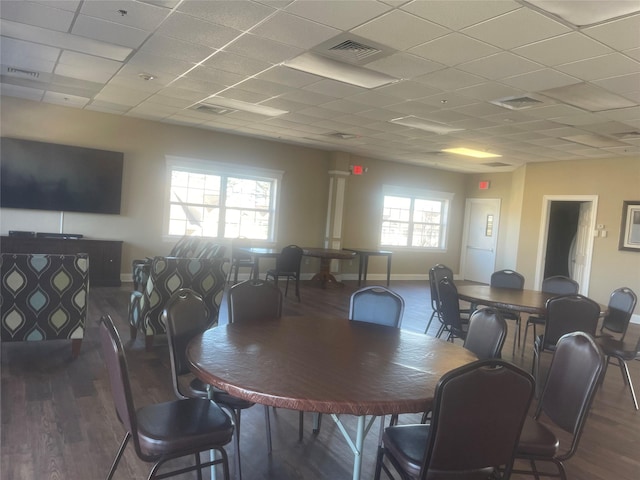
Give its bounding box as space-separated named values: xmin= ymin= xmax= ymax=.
xmin=1 ymin=0 xmax=639 ymax=173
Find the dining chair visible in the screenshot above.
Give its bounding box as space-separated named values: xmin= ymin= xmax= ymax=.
xmin=98 ymin=314 xmax=233 ymax=480
xmin=227 ymin=237 xmax=256 ymax=284
xmin=596 ymin=331 xmax=640 ymax=410
xmin=532 ymin=294 xmax=600 ymax=390
xmin=349 ymin=285 xmax=405 ymax=327
xmin=374 ymin=359 xmax=535 ymax=480
xmin=436 ymin=277 xmax=469 ymax=342
xmin=598 ymin=287 xmax=637 ymax=341
xmin=522 ymin=275 xmax=579 ymax=349
xmin=424 ymin=264 xmax=471 ymax=336
xmin=463 ymin=307 xmax=507 ymax=360
xmin=514 ymin=332 xmax=604 ymax=480
xmin=490 ymin=269 xmax=525 ymax=355
xmin=163 ymin=288 xmax=273 ymax=480
xmin=265 ymin=244 xmax=303 ymax=301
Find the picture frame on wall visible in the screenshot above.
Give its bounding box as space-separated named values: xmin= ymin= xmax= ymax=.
xmin=619 ymin=200 xmax=640 ymax=252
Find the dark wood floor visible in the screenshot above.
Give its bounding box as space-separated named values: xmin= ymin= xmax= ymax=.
xmin=2 ymin=280 xmax=639 ymax=480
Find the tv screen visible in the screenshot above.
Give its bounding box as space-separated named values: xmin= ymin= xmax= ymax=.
xmin=0 ymin=137 xmax=123 ymax=214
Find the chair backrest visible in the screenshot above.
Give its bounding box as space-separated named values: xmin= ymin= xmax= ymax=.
xmin=98 ymin=315 xmax=139 ymax=449
xmin=429 ymin=264 xmax=454 ymax=310
xmin=541 ymin=275 xmax=579 ymax=295
xmin=197 ymin=240 xmax=226 ymax=259
xmin=423 ymin=359 xmax=535 ymax=478
xmin=275 ymin=245 xmax=303 ymax=274
xmin=136 ymin=256 xmax=226 ymax=336
xmin=230 ymin=237 xmax=253 ymax=261
xmin=349 ymin=286 xmax=405 ymax=328
xmin=437 ymin=277 xmax=465 ymax=335
xmin=490 ymin=269 xmax=525 ymax=290
xmin=543 ymin=294 xmax=601 ymax=349
xmin=601 ymin=287 xmax=637 ymax=339
xmin=537 ymin=332 xmax=604 ymax=457
xmin=1 ymin=253 xmax=89 ymax=344
xmin=463 ymin=308 xmax=507 ymax=360
xmin=162 ymin=289 xmax=211 ymax=398
xmin=170 ymin=235 xmax=201 ymax=257
xmin=228 ymin=279 xmax=282 ymax=323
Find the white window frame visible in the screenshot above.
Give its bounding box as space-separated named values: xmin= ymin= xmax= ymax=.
xmin=380 ymin=185 xmax=454 ymax=251
xmin=164 ymin=156 xmax=283 ymax=243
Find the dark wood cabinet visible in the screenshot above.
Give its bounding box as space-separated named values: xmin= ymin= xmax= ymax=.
xmin=1 ymin=236 xmax=123 ymax=286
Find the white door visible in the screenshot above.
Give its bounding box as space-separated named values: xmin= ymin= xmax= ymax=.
xmin=460 ymin=198 xmax=500 ymax=284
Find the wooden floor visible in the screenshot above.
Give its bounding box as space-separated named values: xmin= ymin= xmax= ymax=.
xmin=2 ymin=280 xmax=639 ymax=480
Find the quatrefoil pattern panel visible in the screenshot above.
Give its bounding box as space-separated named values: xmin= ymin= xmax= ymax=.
xmin=1 ymin=254 xmax=89 ymax=343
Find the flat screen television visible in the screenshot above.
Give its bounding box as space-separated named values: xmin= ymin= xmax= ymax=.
xmin=0 ymin=137 xmax=123 ymax=214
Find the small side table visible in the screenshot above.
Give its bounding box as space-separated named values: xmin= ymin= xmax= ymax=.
xmin=343 ymin=248 xmax=392 ymax=287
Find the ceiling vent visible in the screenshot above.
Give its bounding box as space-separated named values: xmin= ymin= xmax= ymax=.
xmin=610 ymin=131 xmax=640 ymax=140
xmin=325 ymin=132 xmax=359 ymax=140
xmin=193 ymin=104 xmax=236 ymax=115
xmin=484 ymin=162 xmax=512 ymax=167
xmin=490 ymin=95 xmax=543 ymax=110
xmin=6 ymin=66 xmax=39 ymax=78
xmin=313 ymin=33 xmax=394 ymax=65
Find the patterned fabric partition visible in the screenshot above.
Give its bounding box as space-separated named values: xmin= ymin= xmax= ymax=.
xmin=129 ymin=256 xmax=226 ymax=350
xmin=1 ymin=253 xmax=89 ymax=357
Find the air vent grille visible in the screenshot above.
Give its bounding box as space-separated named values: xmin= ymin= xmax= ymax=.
xmin=313 ymin=33 xmax=395 ymax=65
xmin=491 ymin=95 xmax=543 ymax=110
xmin=6 ymin=66 xmax=39 ymax=78
xmin=194 ymin=104 xmax=236 ymax=115
xmin=328 ymin=40 xmax=382 ymax=62
xmin=611 ymin=131 xmax=640 ymax=140
xmin=325 ymin=132 xmax=358 ymax=140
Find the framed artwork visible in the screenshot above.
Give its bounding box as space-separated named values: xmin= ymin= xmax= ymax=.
xmin=619 ymin=200 xmax=640 ymax=251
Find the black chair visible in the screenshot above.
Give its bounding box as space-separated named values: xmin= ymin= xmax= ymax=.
xmin=463 ymin=307 xmax=508 ymax=360
xmin=227 ymin=278 xmax=283 ymax=324
xmin=491 ymin=269 xmax=525 ymax=355
xmin=265 ymin=244 xmax=303 ymax=301
xmin=532 ymin=294 xmax=601 ymax=389
xmin=424 ymin=264 xmax=470 ymax=335
xmin=436 ymin=277 xmax=469 ymax=342
xmin=163 ymin=288 xmax=272 ymax=480
xmin=596 ymin=332 xmax=640 ymax=410
xmin=522 ymin=275 xmax=579 ymax=348
xmin=598 ymin=287 xmax=637 ymax=341
xmin=98 ymin=314 xmax=233 ymax=480
xmin=374 ymin=359 xmax=535 ymax=480
xmin=227 ymin=237 xmax=256 ymax=284
xmin=514 ymin=332 xmax=605 ymax=479
xmin=349 ymin=286 xmax=405 ymax=327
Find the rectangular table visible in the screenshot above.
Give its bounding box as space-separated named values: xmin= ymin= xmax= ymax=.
xmin=237 ymin=247 xmax=280 ymax=279
xmin=343 ymin=248 xmax=392 ymax=287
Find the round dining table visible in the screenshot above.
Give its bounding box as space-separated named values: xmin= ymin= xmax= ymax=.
xmin=187 ymin=315 xmax=477 ymax=480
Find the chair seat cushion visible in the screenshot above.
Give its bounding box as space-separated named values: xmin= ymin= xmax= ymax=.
xmin=136 ymin=398 xmax=233 ymax=458
xmin=383 ymin=424 xmax=430 ymax=479
xmin=211 ymin=386 xmax=255 ymax=410
xmin=516 ymin=417 xmax=559 ymax=458
xmin=595 ymin=336 xmax=636 ymax=359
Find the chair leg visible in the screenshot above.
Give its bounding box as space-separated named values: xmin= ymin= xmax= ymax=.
xmin=129 ymin=325 xmax=138 ymax=341
xmin=107 ymin=432 xmax=131 ymax=480
xmin=71 ymin=339 xmax=82 ymax=359
xmin=617 ymin=357 xmax=639 ymax=410
xmin=298 ymin=411 xmax=304 ymax=442
xmin=424 ymin=309 xmax=437 ymax=334
xmin=234 ymin=409 xmax=242 ymax=480
xmin=145 ymin=335 xmax=154 ymax=352
xmin=284 ymin=276 xmax=290 ymax=297
xmin=295 ymin=276 xmax=300 ymax=302
xmin=264 ymin=405 xmax=272 ymax=454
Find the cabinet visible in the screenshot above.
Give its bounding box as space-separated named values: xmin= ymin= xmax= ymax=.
xmin=0 ymin=236 xmax=122 ymax=286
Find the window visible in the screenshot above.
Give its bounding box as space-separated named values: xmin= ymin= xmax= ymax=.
xmin=166 ymin=156 xmax=282 ymax=241
xmin=380 ymin=186 xmax=453 ymax=249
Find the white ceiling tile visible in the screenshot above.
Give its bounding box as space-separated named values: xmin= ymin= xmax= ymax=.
xmin=156 ymin=12 xmax=243 ymax=47
xmin=513 ymin=32 xmax=613 ymax=67
xmin=168 ymin=76 xmax=227 ymax=95
xmin=224 ymin=34 xmax=304 ymax=64
xmin=108 ymin=71 xmax=167 ymax=92
xmin=347 ymin=91 xmax=399 ymax=107
xmin=233 ymin=77 xmax=291 ymax=97
xmin=127 ymin=51 xmax=194 ymax=77
xmin=418 ymin=92 xmax=477 ymax=108
xmin=583 ymin=13 xmax=640 ymax=51
xmin=0 ymin=82 xmax=44 ymax=100
xmin=297 ymin=105 xmax=341 ymax=119
xmin=186 ymin=66 xmax=245 ymax=87
xmin=0 ymin=0 xmax=74 ymax=32
xmin=255 ymin=66 xmax=320 ymax=88
xmin=144 ymin=94 xmax=195 ymax=108
xmin=555 ymin=53 xmax=640 ymax=81
xmin=458 ymin=52 xmax=542 ymax=80
xmin=177 ymin=0 xmax=275 ymax=31
xmin=526 ymin=104 xmax=587 ymax=120
xmin=500 ymin=69 xmax=580 ymax=92
xmin=375 ymin=80 xmax=441 ymax=100
xmin=31 ymin=1 xmax=82 ymax=13
xmin=401 ymin=0 xmax=521 ymax=30
xmin=320 ymin=99 xmax=369 ymax=114
xmin=42 ymin=90 xmax=89 ymax=107
xmin=85 ymin=99 xmax=131 ymax=114
xmin=452 ymin=102 xmax=509 ymax=117
xmin=250 ymin=11 xmax=340 ymax=49
xmin=414 ymin=68 xmax=485 ymax=90
xmin=409 ymin=33 xmax=500 ymax=67
xmin=284 ymin=0 xmax=392 ymax=30
xmin=79 ymin=0 xmax=170 ymax=31
xmin=140 ymin=35 xmax=215 ymax=64
xmin=624 ymin=47 xmax=640 ymax=62
xmin=365 ymin=52 xmax=444 ymax=78
xmin=0 ymin=38 xmax=59 ymax=73
xmin=278 ymin=88 xmax=337 ymax=105
xmin=55 ymin=50 xmax=122 ymax=82
xmin=302 ymin=79 xmax=366 ymax=98
xmin=594 ymin=73 xmax=640 ymax=95
xmin=462 ymin=7 xmax=570 ymax=49
xmin=455 ymin=82 xmax=526 ymax=101
xmin=202 ymin=51 xmax=272 ymax=76
xmin=55 ymin=63 xmax=116 ymax=83
xmin=94 ymin=84 xmax=152 ymax=105
xmin=217 ymin=87 xmax=271 ymax=104
xmin=72 ymin=15 xmax=149 ymax=49
xmin=353 ymin=9 xmax=449 ymax=51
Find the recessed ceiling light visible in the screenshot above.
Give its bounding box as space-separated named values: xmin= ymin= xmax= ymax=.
xmin=539 ymin=83 xmax=635 ymax=112
xmin=389 ymin=116 xmax=464 ymax=135
xmin=442 ymin=148 xmax=502 ymax=158
xmin=199 ymin=97 xmax=288 ymax=117
xmin=282 ymin=52 xmax=398 ymax=89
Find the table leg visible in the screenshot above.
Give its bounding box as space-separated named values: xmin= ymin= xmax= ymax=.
xmin=386 ymin=255 xmax=391 ymax=286
xmin=362 ymin=255 xmax=369 ymax=287
xmin=309 ymin=258 xmax=345 ymax=288
xmin=330 ymin=414 xmax=378 ymax=480
xmin=357 ymin=254 xmax=364 ymax=287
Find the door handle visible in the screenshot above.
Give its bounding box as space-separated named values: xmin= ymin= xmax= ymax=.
xmin=467 ymin=246 xmax=494 ymax=252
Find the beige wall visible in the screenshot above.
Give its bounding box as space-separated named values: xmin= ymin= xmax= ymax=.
xmin=515 ymin=158 xmax=640 ymax=309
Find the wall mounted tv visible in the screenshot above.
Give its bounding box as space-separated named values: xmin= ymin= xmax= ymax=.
xmin=0 ymin=137 xmax=124 ymax=214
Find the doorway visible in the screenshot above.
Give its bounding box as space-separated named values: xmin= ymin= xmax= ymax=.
xmin=534 ymin=195 xmax=598 ymax=294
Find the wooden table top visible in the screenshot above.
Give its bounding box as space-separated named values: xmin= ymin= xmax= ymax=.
xmin=343 ymin=248 xmax=393 ymax=256
xmin=187 ymin=316 xmax=477 ymax=416
xmin=457 ymin=284 xmax=556 ymax=316
xmin=302 ymin=248 xmax=356 ymax=260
